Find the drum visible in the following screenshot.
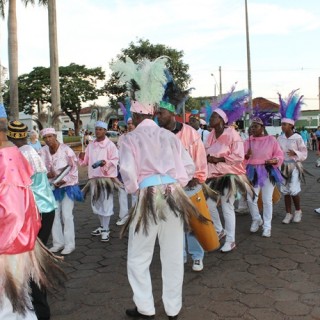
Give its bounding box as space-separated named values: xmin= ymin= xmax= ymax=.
xmin=257 ymin=185 xmax=281 ymax=211
xmin=188 ymin=189 xmax=220 ymax=251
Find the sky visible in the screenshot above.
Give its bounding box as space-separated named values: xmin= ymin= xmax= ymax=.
xmin=1 ymin=0 xmax=320 ymax=110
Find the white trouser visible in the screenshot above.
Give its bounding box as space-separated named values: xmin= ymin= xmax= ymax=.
xmin=238 ymin=195 xmax=248 ymax=209
xmin=207 ymin=190 xmax=236 ymax=243
xmin=127 ymin=210 xmax=184 ymax=317
xmin=90 ymin=185 xmax=114 ymax=216
xmin=98 ymin=215 xmax=111 ymax=230
xmin=119 ymin=188 xmax=137 ymax=219
xmin=0 ymin=295 xmax=37 ymax=320
xmin=280 ymin=168 xmax=301 ymax=196
xmin=247 ymin=179 xmax=274 ymax=230
xmin=52 ymin=195 xmax=75 ymax=250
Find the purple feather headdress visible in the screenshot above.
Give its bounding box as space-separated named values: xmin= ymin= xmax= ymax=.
xmin=118 ymin=97 xmax=132 ymax=123
xmin=278 ymin=89 xmax=304 ymax=125
xmin=251 ymin=104 xmax=279 ymax=127
xmin=202 ymin=84 xmax=249 ymax=124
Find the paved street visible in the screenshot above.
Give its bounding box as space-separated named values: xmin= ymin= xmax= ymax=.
xmin=49 ymin=151 xmax=320 ymax=320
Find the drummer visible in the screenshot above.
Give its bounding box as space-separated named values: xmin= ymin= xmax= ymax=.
xmin=157 ymin=99 xmax=210 ymax=272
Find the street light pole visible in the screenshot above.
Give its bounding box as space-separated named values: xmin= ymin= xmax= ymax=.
xmin=245 ymin=0 xmax=253 ymax=116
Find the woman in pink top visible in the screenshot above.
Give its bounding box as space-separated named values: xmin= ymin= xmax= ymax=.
xmin=244 ymin=117 xmax=284 ymax=238
xmin=205 ymin=86 xmax=253 ymax=253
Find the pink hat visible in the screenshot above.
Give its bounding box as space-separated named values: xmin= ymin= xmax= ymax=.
xmin=281 ymin=118 xmax=295 ymax=126
xmin=199 ymin=119 xmax=206 ymax=126
xmin=130 ymin=101 xmax=154 ymax=115
xmin=213 ymin=108 xmax=228 ymax=123
xmin=40 ymin=128 xmax=56 ymax=137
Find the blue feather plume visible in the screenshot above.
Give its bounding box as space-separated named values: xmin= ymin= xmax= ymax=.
xmin=278 ymin=89 xmax=303 ymax=122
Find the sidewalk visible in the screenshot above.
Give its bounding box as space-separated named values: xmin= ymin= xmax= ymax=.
xmin=49 ymin=151 xmax=320 ymax=320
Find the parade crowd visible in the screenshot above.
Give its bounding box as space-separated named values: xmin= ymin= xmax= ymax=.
xmin=0 ymin=57 xmax=317 ymax=320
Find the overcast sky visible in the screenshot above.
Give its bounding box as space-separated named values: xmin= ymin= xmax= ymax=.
xmin=1 ymin=0 xmax=320 ymax=109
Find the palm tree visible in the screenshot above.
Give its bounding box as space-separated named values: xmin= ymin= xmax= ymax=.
xmin=0 ymin=0 xmax=47 ymax=120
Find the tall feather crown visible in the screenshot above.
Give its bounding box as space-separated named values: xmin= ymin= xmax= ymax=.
xmin=251 ymin=105 xmax=279 ymax=127
xmin=110 ymin=56 xmax=168 ymax=114
xmin=202 ymin=84 xmax=248 ymax=124
xmin=278 ymin=89 xmax=303 ymax=125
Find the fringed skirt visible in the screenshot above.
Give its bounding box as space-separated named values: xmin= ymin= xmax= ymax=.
xmin=121 ymin=183 xmax=208 ymax=237
xmin=246 ymin=164 xmax=283 ymax=188
xmin=206 ymin=174 xmax=255 ymax=203
xmin=280 ymin=161 xmax=307 ymax=185
xmin=53 ymin=185 xmax=84 ymax=202
xmin=0 ymin=239 xmax=66 ymax=317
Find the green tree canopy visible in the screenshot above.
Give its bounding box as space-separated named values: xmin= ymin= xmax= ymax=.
xmin=4 ymin=63 xmax=105 ymax=133
xmin=104 ymin=38 xmax=191 ymax=110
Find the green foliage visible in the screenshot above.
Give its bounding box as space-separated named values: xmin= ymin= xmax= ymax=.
xmin=3 ymin=63 xmax=105 ymax=132
xmin=104 ymin=38 xmax=191 ymax=109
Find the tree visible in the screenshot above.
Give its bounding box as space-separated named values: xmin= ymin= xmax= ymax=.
xmin=104 ymin=38 xmax=191 ymax=110
xmin=4 ymin=63 xmax=105 ymax=134
xmin=0 ymin=0 xmax=48 ymax=120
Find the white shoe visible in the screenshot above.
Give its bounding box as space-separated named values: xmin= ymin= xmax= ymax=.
xmin=293 ymin=210 xmax=302 ymax=223
xmin=116 ymin=215 xmax=129 ymax=226
xmin=192 ymin=259 xmax=203 ymax=272
xmin=49 ymin=246 xmax=64 ymax=253
xmin=314 ymin=208 xmax=320 ymax=214
xmin=61 ymin=247 xmax=75 ymax=255
xmin=101 ymin=230 xmax=110 ymax=242
xmin=262 ymin=228 xmax=271 ymax=238
xmin=250 ymin=218 xmax=263 ymax=233
xmin=282 ymin=213 xmax=293 ymax=224
xmin=91 ymin=226 xmax=103 ymax=236
xmin=220 ymin=241 xmax=236 ymax=253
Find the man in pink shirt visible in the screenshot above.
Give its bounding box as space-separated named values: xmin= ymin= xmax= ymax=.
xmin=79 ymin=121 xmax=119 ymax=242
xmin=157 ymin=103 xmax=209 ymax=272
xmin=40 ymin=128 xmax=83 ymax=255
xmin=112 ymin=55 xmax=201 ymax=320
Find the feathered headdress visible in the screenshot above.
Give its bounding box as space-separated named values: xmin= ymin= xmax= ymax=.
xmin=251 ymin=104 xmax=280 ymax=127
xmin=160 ymin=69 xmax=194 ymax=114
xmin=278 ymin=89 xmax=303 ymax=125
xmin=118 ymin=97 xmax=132 ymax=123
xmin=202 ymin=84 xmax=249 ymax=124
xmin=110 ymin=56 xmax=168 ymax=114
xmin=0 ymin=102 xmax=7 ymax=118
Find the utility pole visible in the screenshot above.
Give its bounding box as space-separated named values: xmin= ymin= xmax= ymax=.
xmin=245 ymin=0 xmax=253 ymax=116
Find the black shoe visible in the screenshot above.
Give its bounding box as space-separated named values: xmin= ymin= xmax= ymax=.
xmin=168 ymin=316 xmax=178 ymax=319
xmin=126 ymin=307 xmax=155 ymax=319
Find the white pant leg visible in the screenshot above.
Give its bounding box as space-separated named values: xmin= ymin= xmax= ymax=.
xmin=60 ymin=195 xmax=75 ymax=250
xmin=0 ymin=295 xmax=37 ymax=320
xmin=238 ymin=195 xmax=248 ymax=209
xmin=261 ymin=180 xmax=275 ymax=230
xmin=52 ymin=200 xmax=64 ymax=248
xmin=280 ymin=168 xmax=301 ymax=196
xmin=207 ymin=198 xmax=223 ymax=233
xmin=118 ymin=188 xmax=129 ymax=219
xmin=91 ymin=187 xmax=114 ymax=216
xmin=220 ymin=191 xmax=236 ymax=243
xmin=127 ymin=218 xmax=158 ymax=316
xmin=158 ymin=213 xmax=184 ymax=317
xmin=100 ymin=215 xmax=111 ymax=230
xmin=246 ymin=185 xmax=262 ymax=222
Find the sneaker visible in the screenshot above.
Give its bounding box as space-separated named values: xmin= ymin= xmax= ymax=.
xmin=101 ymin=230 xmax=110 ymax=242
xmin=262 ymin=228 xmax=271 ymax=238
xmin=61 ymin=247 xmax=75 ymax=255
xmin=49 ymin=246 xmax=64 ymax=253
xmin=220 ymin=241 xmax=236 ymax=253
xmin=250 ymin=218 xmax=263 ymax=233
xmin=116 ymin=215 xmax=129 ymax=226
xmin=218 ymin=229 xmax=226 ymax=240
xmin=91 ymin=226 xmax=103 ymax=236
xmin=314 ymin=208 xmax=320 ymax=214
xmin=192 ymin=259 xmax=203 ymax=272
xmin=126 ymin=307 xmax=155 ymax=319
xmin=293 ymin=210 xmax=302 ymax=223
xmin=282 ymin=213 xmax=293 ymax=224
